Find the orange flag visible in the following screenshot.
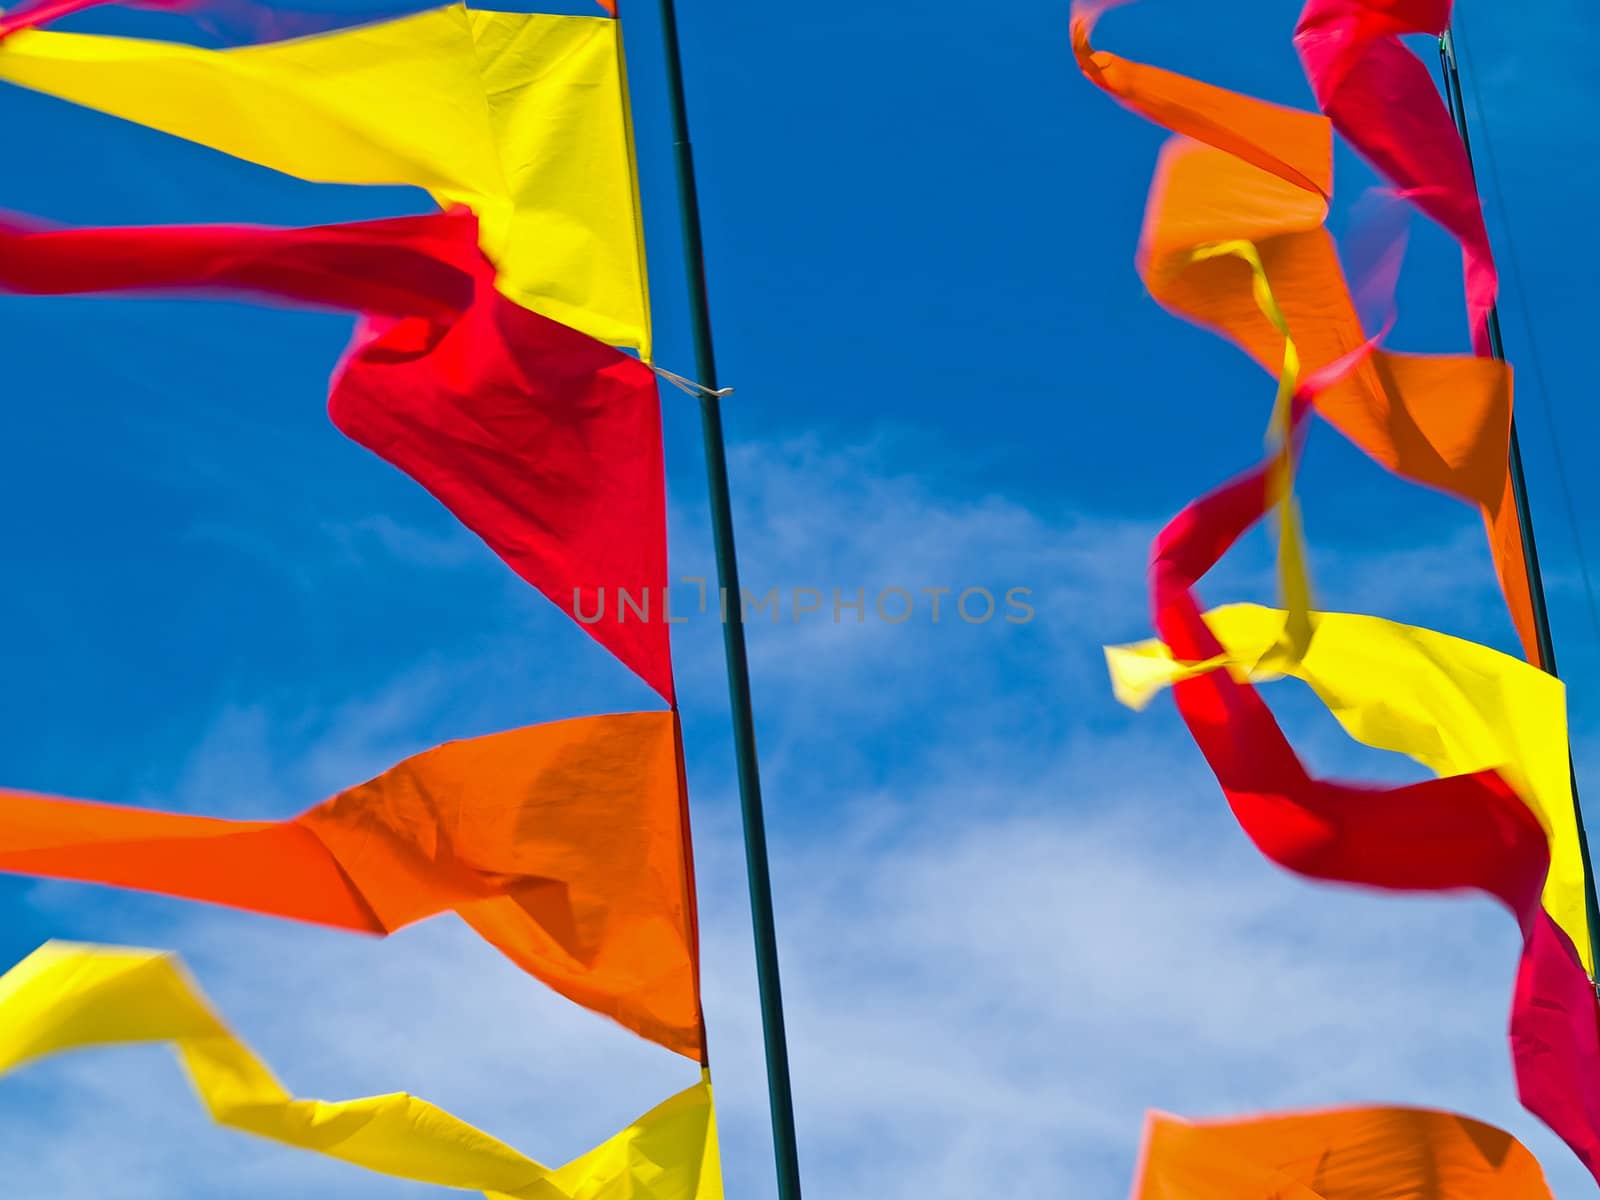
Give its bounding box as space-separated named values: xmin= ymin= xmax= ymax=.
xmin=1071 ymin=0 xmax=1331 ymax=197
xmin=1072 ymin=0 xmax=1538 ymax=667
xmin=1132 ymin=1106 xmax=1554 ymax=1199
xmin=0 ymin=711 xmax=703 ymax=1059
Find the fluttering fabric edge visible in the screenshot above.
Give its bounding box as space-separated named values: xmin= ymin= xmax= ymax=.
xmin=1130 ymin=1103 xmax=1555 ymax=1198
xmin=1293 ymin=0 xmax=1497 ymax=356
xmin=1104 ymin=601 xmax=1592 ymax=974
xmin=0 ymin=5 xmax=649 ymax=353
xmin=1072 ymin=0 xmax=1540 ymax=668
xmin=0 ymin=940 xmax=720 ymax=1199
xmin=1127 ymin=421 xmax=1600 ymax=1180
xmin=0 ymin=0 xmax=619 ymax=40
xmin=0 ymin=710 xmax=704 ymax=1059
xmin=0 ymin=205 xmax=677 ymax=700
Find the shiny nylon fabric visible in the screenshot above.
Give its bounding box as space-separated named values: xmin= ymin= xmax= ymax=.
xmin=0 ymin=207 xmax=676 ymax=700
xmin=0 ymin=5 xmax=650 ymax=354
xmin=0 ymin=0 xmax=618 ymax=36
xmin=1141 ymin=420 xmax=1600 ymax=1180
xmin=1106 ymin=601 xmax=1591 ymax=974
xmin=1071 ymin=0 xmax=1538 ymax=668
xmin=0 ymin=4 xmax=717 ymax=1189
xmin=1187 ymin=225 xmax=1409 ymax=670
xmin=0 ymin=712 xmax=702 ymax=1059
xmin=0 ymin=209 xmax=473 ymax=317
xmin=1078 ymin=0 xmax=1600 ymax=1173
xmin=1130 ymin=1104 xmax=1554 ymax=1199
xmin=0 ymin=942 xmax=720 ymax=1199
xmin=332 ymin=233 xmax=676 ymax=702
xmin=1294 ymin=0 xmax=1497 ymax=355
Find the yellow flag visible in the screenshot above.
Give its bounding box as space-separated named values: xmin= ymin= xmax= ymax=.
xmin=1105 ymin=603 xmax=1590 ymax=973
xmin=0 ymin=941 xmax=721 ymax=1199
xmin=555 ymin=1073 xmax=724 ymax=1200
xmin=0 ymin=5 xmax=652 ymax=356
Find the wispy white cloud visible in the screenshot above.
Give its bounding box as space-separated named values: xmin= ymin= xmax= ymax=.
xmin=323 ymin=514 xmax=486 ymax=572
xmin=2 ymin=432 xmax=1588 ymax=1200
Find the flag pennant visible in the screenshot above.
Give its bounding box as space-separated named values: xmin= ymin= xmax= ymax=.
xmin=331 ymin=244 xmax=675 ymax=703
xmin=0 ymin=0 xmax=618 ymax=42
xmin=0 ymin=0 xmax=720 ymax=1191
xmin=0 ymin=208 xmax=476 ymax=317
xmin=0 ymin=941 xmax=720 ymax=1198
xmin=1130 ymin=1104 xmax=1554 ymax=1199
xmin=1072 ymin=0 xmax=1540 ymax=668
xmin=1082 ymin=0 xmax=1599 ymax=1177
xmin=0 ymin=712 xmax=703 ymax=1058
xmin=1294 ymin=0 xmax=1497 ymax=355
xmin=0 ymin=4 xmax=650 ymax=353
xmin=7 ymin=0 xmax=1567 ymax=1191
xmin=1071 ymin=0 xmax=1332 ymax=197
xmin=1107 ymin=601 xmax=1591 ymax=972
xmin=0 ymin=207 xmax=676 ymax=698
xmin=1123 ymin=414 xmax=1600 ymax=1180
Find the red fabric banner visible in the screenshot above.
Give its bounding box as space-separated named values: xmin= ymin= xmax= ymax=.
xmin=1151 ymin=422 xmax=1600 ymax=1180
xmin=0 ymin=0 xmax=617 ymax=40
xmin=0 ymin=209 xmax=675 ymax=699
xmin=332 ymin=253 xmax=672 ymax=703
xmin=1294 ymin=0 xmax=1498 ymax=355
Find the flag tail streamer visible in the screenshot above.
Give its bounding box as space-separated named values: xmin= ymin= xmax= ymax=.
xmin=0 ymin=940 xmax=720 ymax=1199
xmin=0 ymin=712 xmax=703 ymax=1058
xmin=1130 ymin=1104 xmax=1554 ymax=1199
xmin=1106 ymin=600 xmax=1590 ymax=971
xmin=1072 ymin=0 xmax=1539 ymax=666
xmin=0 ymin=208 xmax=675 ymax=698
xmin=1186 ymin=197 xmax=1408 ymax=665
xmin=1294 ymin=0 xmax=1497 ymax=356
xmin=1081 ymin=0 xmax=1598 ymax=1175
xmin=0 ymin=0 xmax=184 ymax=37
xmin=0 ymin=4 xmax=649 ymax=353
xmin=1116 ymin=417 xmax=1600 ymax=1179
xmin=1071 ymin=0 xmax=1332 ymax=196
xmin=0 ymin=208 xmax=476 ymax=317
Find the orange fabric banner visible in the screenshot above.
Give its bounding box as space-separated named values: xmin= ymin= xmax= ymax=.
xmin=1071 ymin=0 xmax=1538 ymax=667
xmin=1072 ymin=0 xmax=1331 ymax=197
xmin=0 ymin=711 xmax=702 ymax=1060
xmin=1132 ymin=1105 xmax=1554 ymax=1199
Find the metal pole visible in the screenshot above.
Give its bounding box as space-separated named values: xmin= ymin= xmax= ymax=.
xmin=1439 ymin=26 xmax=1600 ymax=972
xmin=636 ymin=2 xmax=805 ymax=1194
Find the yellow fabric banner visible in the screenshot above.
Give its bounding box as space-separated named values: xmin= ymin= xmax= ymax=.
xmin=1188 ymin=238 xmax=1313 ymax=664
xmin=0 ymin=941 xmax=721 ymax=1200
xmin=1104 ymin=603 xmax=1590 ymax=973
xmin=0 ymin=5 xmax=652 ymax=356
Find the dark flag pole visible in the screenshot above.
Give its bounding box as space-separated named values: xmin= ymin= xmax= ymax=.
xmin=633 ymin=1 xmax=805 ymax=1195
xmin=1438 ymin=24 xmax=1600 ymax=973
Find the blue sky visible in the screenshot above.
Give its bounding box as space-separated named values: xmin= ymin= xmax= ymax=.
xmin=2 ymin=0 xmax=1600 ymax=1196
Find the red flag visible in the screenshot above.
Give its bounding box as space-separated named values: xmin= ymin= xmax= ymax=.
xmin=0 ymin=209 xmax=474 ymax=318
xmin=1295 ymin=0 xmax=1498 ymax=355
xmin=0 ymin=209 xmax=675 ymax=698
xmin=332 ymin=259 xmax=673 ymax=702
xmin=1150 ymin=419 xmax=1600 ymax=1180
